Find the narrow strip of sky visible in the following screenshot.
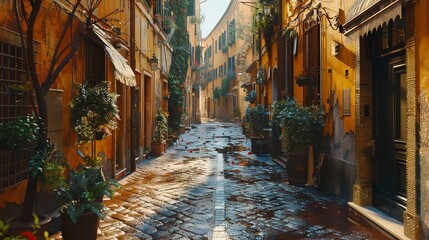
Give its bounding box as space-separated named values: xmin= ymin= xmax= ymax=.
xmin=200 ymin=0 xmax=231 ymax=39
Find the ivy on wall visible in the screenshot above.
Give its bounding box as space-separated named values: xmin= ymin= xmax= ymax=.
xmin=221 ymin=78 xmax=229 ymax=96
xmin=166 ymin=0 xmax=190 ymax=135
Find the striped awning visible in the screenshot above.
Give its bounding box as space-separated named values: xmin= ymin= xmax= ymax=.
xmin=344 ymin=0 xmax=402 ymax=39
xmin=92 ymin=25 xmax=136 ymax=87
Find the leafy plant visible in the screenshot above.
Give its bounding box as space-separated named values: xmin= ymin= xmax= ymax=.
xmin=55 ymin=167 xmax=119 ymax=224
xmin=244 ymin=90 xmax=257 ymax=103
xmin=0 ymin=215 xmax=48 ymax=240
xmin=0 ymin=115 xmax=40 ymax=150
xmin=153 ymin=110 xmax=168 ymax=143
xmin=69 ymin=81 xmax=119 ymax=145
xmin=226 ymin=71 xmax=236 ymax=81
xmin=222 ymin=45 xmax=228 ymax=53
xmin=166 ymin=0 xmax=190 ymax=136
xmin=276 ymin=98 xmax=324 ymax=154
xmin=221 ymin=78 xmax=230 ymax=96
xmin=243 ymin=105 xmax=270 ymax=137
xmin=213 ymin=87 xmax=221 ymax=99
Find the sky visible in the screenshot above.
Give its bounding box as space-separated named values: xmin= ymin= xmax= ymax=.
xmin=200 ymin=0 xmax=231 ymax=38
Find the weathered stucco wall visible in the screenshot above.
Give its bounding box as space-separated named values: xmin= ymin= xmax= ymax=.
xmin=417 ymin=0 xmax=429 ymax=237
xmin=0 ymin=0 xmax=122 ymax=211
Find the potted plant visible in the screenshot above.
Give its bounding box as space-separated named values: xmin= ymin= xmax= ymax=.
xmin=55 ymin=164 xmax=119 ymax=240
xmin=277 ymin=98 xmax=324 ymax=185
xmin=69 ymin=81 xmax=119 ymax=147
xmin=0 ymin=115 xmax=54 ymax=235
xmin=243 ymin=105 xmax=270 ymax=154
xmin=151 ymin=109 xmax=168 ymax=156
xmin=244 ymin=90 xmax=257 ymax=104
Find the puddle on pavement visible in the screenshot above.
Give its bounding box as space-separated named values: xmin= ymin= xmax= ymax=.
xmin=224 ymin=172 xmax=256 ymax=184
xmin=216 ymin=145 xmax=248 ymax=153
xmin=226 ymin=154 xmax=269 ymax=167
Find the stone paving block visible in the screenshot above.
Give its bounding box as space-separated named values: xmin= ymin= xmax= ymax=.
xmin=136 ymin=223 xmax=158 ymax=235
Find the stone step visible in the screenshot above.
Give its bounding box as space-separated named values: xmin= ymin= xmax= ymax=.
xmin=272 ymin=155 xmax=287 ymax=169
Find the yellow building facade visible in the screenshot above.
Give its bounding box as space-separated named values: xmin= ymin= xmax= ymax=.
xmin=0 ymin=0 xmax=171 ymax=220
xmin=271 ymin=0 xmax=427 ymax=238
xmin=201 ymin=0 xmax=256 ymax=121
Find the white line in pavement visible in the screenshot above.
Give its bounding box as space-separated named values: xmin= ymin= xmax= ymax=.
xmin=212 ymin=153 xmax=228 ymax=240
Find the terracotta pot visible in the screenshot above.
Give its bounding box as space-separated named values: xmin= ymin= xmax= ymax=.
xmin=7 ymin=215 xmax=51 ymax=238
xmin=151 ymin=141 xmax=166 ymax=156
xmin=61 ymin=211 xmax=99 ymax=240
xmin=286 ymin=152 xmax=308 ymax=185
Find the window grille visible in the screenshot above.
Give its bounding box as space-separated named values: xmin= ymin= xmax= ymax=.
xmin=0 ymin=40 xmax=32 ymax=190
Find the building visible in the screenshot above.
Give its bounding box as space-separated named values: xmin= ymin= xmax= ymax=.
xmin=201 ymin=0 xmax=256 ymax=121
xmin=185 ymin=0 xmax=202 ymax=125
xmin=0 ymin=0 xmax=172 ymax=220
xmin=270 ymin=0 xmax=427 ymax=238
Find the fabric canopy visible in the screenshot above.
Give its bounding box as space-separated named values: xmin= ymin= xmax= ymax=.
xmin=344 ymin=0 xmax=402 ymax=40
xmin=92 ymin=25 xmax=136 ymax=87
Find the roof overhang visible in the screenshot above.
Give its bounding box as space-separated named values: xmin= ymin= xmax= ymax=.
xmin=241 ymin=81 xmax=252 ymax=88
xmin=344 ymin=0 xmax=402 ymax=40
xmin=92 ymin=25 xmax=136 ymax=87
xmin=245 ymin=60 xmax=257 ymax=73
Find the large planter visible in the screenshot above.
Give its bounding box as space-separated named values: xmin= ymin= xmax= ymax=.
xmin=152 ymin=141 xmax=166 ymax=156
xmin=286 ymin=152 xmax=308 ymax=185
xmin=61 ymin=211 xmax=99 ymax=240
xmin=250 ymin=137 xmax=268 ymax=154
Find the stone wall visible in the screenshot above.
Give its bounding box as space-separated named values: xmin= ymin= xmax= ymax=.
xmin=321 ymin=98 xmax=355 ymax=200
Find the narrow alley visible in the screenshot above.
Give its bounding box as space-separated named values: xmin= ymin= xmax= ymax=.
xmin=64 ymin=120 xmax=388 ymax=240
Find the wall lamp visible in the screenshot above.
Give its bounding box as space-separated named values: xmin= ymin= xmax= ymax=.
xmin=256 ymin=67 xmax=266 ymax=85
xmin=148 ymin=53 xmax=159 ymax=70
xmin=241 ymin=1 xmax=275 ymax=16
xmin=139 ymin=49 xmax=159 ymax=70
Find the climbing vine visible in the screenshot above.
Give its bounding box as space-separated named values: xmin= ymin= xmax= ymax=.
xmin=165 ymin=0 xmax=190 ymax=135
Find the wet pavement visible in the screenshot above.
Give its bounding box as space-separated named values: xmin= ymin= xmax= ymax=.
xmin=52 ymin=120 xmax=388 ymax=239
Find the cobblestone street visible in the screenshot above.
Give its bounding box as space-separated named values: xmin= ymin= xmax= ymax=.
xmin=57 ymin=120 xmax=388 ymax=239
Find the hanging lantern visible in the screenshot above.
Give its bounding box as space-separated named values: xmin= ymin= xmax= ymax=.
xmin=256 ymin=67 xmax=266 ymax=85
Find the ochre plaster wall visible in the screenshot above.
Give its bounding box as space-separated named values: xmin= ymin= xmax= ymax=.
xmin=417 ymin=0 xmax=429 ymax=237
xmin=0 ymin=0 xmax=122 ymax=209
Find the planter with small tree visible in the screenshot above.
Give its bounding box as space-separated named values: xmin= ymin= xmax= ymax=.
xmin=62 ymin=80 xmax=120 ymax=238
xmin=69 ymin=81 xmax=119 ymax=151
xmin=276 ymin=98 xmax=324 ymax=185
xmin=243 ymin=105 xmax=270 ymax=154
xmin=152 ymin=110 xmax=168 ymax=156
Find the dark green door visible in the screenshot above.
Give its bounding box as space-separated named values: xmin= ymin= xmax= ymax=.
xmin=373 ymin=55 xmax=407 ymax=222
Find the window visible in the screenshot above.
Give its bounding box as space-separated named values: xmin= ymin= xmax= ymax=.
xmin=222 ymin=31 xmax=227 ymax=47
xmin=218 ymin=36 xmax=222 ymax=50
xmin=85 ymin=38 xmax=106 ymax=84
xmin=215 ymin=40 xmax=217 ymax=53
xmin=0 ymin=36 xmax=34 ymax=190
xmin=303 ymin=17 xmax=320 ymax=106
xmin=228 ymin=56 xmax=235 ymax=71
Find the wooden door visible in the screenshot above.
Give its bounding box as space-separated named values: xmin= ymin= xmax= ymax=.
xmin=373 ymin=55 xmax=407 ymax=222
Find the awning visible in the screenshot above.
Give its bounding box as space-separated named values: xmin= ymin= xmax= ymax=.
xmin=344 ymin=0 xmax=402 ymax=40
xmin=92 ymin=25 xmax=136 ymax=87
xmin=241 ymin=81 xmax=252 ymax=88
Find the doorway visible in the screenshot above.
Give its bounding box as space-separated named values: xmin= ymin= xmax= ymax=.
xmin=373 ymin=54 xmax=407 ymax=222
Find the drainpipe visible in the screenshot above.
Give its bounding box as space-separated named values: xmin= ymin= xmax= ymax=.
xmin=130 ymin=0 xmax=136 ymax=172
